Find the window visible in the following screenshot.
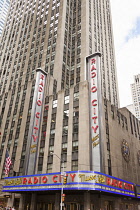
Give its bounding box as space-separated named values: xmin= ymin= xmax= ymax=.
xmin=64 ymin=96 xmax=69 ymax=104
xmin=53 ymin=100 xmax=57 ymax=108
xmin=64 ymin=110 xmax=69 ymax=119
xmin=38 ymin=157 xmax=43 ymax=165
xmin=61 ymin=161 xmax=67 ymax=170
xmin=74 ymin=92 xmax=79 ymax=101
xmin=62 ymin=143 xmax=67 ymax=150
xmin=63 ymin=126 xmax=68 ymax=135
xmin=50 ymin=129 xmax=55 ymax=135
xmin=72 ymin=141 xmax=78 ymax=151
xmin=73 ymin=109 xmax=79 ymax=117
xmin=39 ymin=147 xmax=44 ymax=156
xmin=72 ymin=160 xmax=78 ymax=171
xmin=49 ymin=145 xmax=54 ymax=152
xmin=47 ymin=163 xmax=52 ymax=173
xmin=73 ymin=123 xmax=78 ymax=133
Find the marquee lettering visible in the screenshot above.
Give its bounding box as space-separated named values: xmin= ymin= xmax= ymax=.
xmin=93 ymin=141 xmax=99 ymax=148
xmin=91 ymin=58 xmax=96 ymax=64
xmin=52 ymin=175 xmax=58 ymax=183
xmin=4 ymin=172 xmax=135 ymax=197
xmin=34 ymin=177 xmax=38 ymax=184
xmin=106 ymin=177 xmax=134 ymax=191
xmin=40 ymin=74 xmax=45 ymax=80
xmin=89 ymin=57 xmax=99 ymax=147
xmin=91 ymin=86 xmax=97 ymax=93
xmin=36 ymin=112 xmax=40 ymax=118
xmin=36 ymin=100 xmax=42 ymax=106
xmin=91 ymin=71 xmax=96 ymax=78
xmin=38 ymin=86 xmax=43 ymax=92
xmin=92 ymin=125 xmax=99 ymax=133
xmin=42 ymin=176 xmax=48 ymax=183
xmin=91 ymin=65 xmax=96 ymax=71
xmin=70 ymin=174 xmax=76 ymax=182
xmin=23 ymin=178 xmax=27 ymax=184
xmin=92 ymin=116 xmax=97 ymax=124
xmin=28 ymin=178 xmax=32 ymax=184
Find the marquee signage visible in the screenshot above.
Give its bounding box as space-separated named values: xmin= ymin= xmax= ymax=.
xmin=136 ymin=185 xmax=140 ymax=198
xmin=86 ymin=53 xmax=103 ymax=171
xmin=24 ymin=69 xmax=47 ymax=175
xmin=3 ymin=171 xmax=135 ymax=197
xmin=106 ymin=177 xmax=134 ymax=191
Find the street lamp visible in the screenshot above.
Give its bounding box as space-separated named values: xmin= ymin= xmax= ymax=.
xmin=50 ymin=152 xmax=65 ymax=210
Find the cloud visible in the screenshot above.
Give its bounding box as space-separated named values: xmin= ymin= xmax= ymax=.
xmin=110 ymin=0 xmax=140 ymax=49
xmin=125 ymin=17 xmax=140 ymax=42
xmin=117 ymin=35 xmax=140 ymax=107
xmin=110 ymin=0 xmax=140 ymax=107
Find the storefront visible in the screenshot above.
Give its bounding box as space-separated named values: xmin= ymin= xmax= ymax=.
xmin=0 ymin=196 xmax=7 ymax=209
xmin=2 ymin=171 xmax=140 ymax=210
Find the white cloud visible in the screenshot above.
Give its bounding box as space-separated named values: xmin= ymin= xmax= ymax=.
xmin=110 ymin=0 xmax=140 ymax=107
xmin=117 ymin=35 xmax=140 ymax=107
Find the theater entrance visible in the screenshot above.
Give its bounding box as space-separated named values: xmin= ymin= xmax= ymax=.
xmin=65 ymin=203 xmax=84 ymax=210
xmin=37 ymin=203 xmax=55 ymax=210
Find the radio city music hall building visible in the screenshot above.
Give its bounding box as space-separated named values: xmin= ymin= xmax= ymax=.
xmin=0 ymin=0 xmax=140 ymax=210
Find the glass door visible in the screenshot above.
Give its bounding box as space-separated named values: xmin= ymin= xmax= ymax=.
xmin=37 ymin=203 xmax=54 ymax=210
xmin=65 ymin=203 xmax=83 ymax=210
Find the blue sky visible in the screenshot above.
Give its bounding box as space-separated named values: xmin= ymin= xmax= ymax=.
xmin=110 ymin=0 xmax=140 ymax=107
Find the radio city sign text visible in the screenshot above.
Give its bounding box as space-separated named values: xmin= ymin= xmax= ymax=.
xmin=4 ymin=173 xmax=105 ymax=186
xmin=90 ymin=57 xmax=99 ymax=148
xmin=30 ymin=73 xmax=45 ymax=154
xmin=4 ymin=172 xmax=134 ymax=193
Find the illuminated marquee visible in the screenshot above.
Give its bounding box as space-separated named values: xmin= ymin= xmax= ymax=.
xmin=3 ymin=171 xmax=135 ymax=197
xmin=106 ymin=177 xmax=134 ymax=191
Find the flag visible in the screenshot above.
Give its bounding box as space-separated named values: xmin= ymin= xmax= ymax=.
xmin=4 ymin=149 xmax=12 ymax=175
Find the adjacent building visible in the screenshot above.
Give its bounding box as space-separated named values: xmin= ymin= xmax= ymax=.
xmin=0 ymin=0 xmax=10 ymax=36
xmin=0 ymin=0 xmax=140 ymax=209
xmin=126 ymin=104 xmax=135 ymax=116
xmin=130 ymin=74 xmax=140 ymax=120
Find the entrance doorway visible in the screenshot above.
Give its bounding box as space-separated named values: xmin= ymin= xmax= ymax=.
xmin=104 ymin=201 xmax=113 ymax=210
xmin=37 ymin=203 xmax=55 ymax=210
xmin=65 ymin=203 xmax=84 ymax=210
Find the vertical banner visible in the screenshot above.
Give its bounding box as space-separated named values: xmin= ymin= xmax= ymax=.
xmin=86 ymin=53 xmax=103 ymax=172
xmin=24 ymin=69 xmax=47 ymax=175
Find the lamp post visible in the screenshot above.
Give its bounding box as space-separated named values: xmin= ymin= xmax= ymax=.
xmin=50 ymin=152 xmax=64 ymax=210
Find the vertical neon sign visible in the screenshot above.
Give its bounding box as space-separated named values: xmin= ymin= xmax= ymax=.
xmin=24 ymin=69 xmax=47 ymax=175
xmin=86 ymin=53 xmax=103 ymax=172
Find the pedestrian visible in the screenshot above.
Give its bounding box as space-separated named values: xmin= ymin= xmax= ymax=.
xmin=11 ymin=207 xmax=15 ymax=210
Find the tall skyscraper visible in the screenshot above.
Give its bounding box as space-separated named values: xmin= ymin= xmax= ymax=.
xmin=0 ymin=0 xmax=10 ymax=36
xmin=1 ymin=0 xmax=140 ymax=209
xmin=130 ymin=74 xmax=140 ymax=120
xmin=0 ymin=0 xmax=119 ymax=177
xmin=0 ymin=0 xmax=119 ymax=175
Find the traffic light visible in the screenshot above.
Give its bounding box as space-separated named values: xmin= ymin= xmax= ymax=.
xmin=62 ymin=194 xmax=65 ymax=202
xmin=63 ymin=176 xmax=67 ymax=184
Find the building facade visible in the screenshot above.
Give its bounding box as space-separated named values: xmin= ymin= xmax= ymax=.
xmin=0 ymin=0 xmax=10 ymax=36
xmin=126 ymin=104 xmax=135 ymax=117
xmin=0 ymin=0 xmax=139 ymax=209
xmin=1 ymin=96 xmax=140 ymax=210
xmin=129 ymin=74 xmax=140 ymax=120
